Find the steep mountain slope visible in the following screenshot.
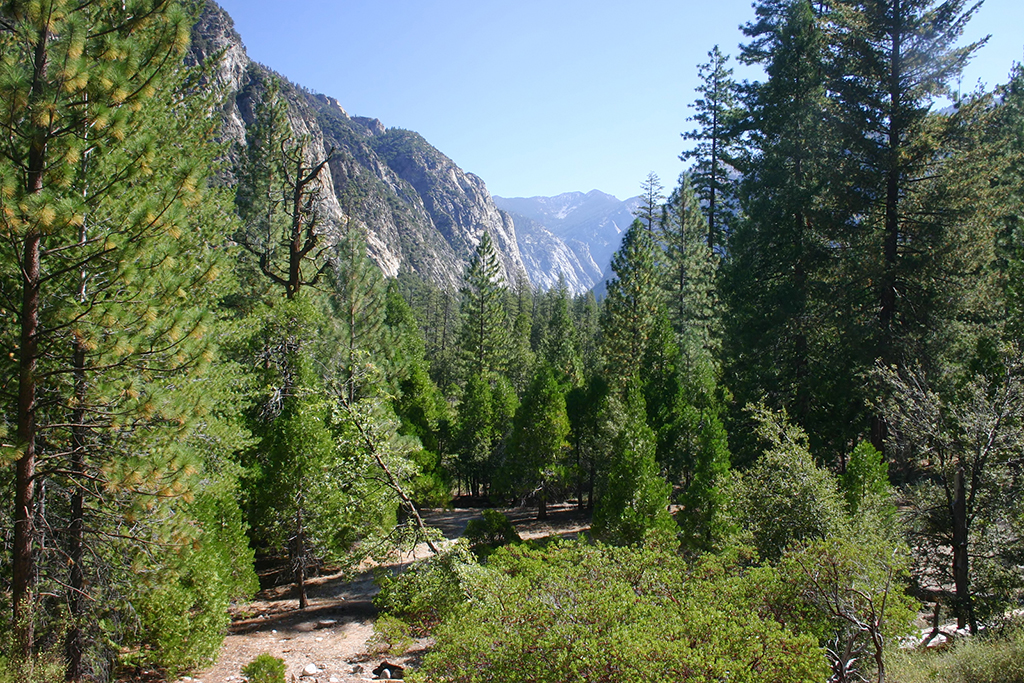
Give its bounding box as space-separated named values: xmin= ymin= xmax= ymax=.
xmin=191 ymin=1 xmax=526 ymax=289
xmin=494 ymin=191 xmax=640 ymax=293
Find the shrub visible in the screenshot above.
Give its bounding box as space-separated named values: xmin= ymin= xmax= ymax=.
xmin=374 ymin=541 xmax=478 ymax=632
xmin=367 ymin=614 xmax=414 ymax=656
xmin=735 ymin=404 xmax=846 ymax=561
xmin=132 ymin=479 xmax=258 ymax=676
xmin=414 ymin=540 xmax=828 ymax=683
xmin=890 ymin=627 xmax=1024 ymax=683
xmin=464 ymin=509 xmax=521 ymax=558
xmin=242 ymin=653 xmax=286 ymax=683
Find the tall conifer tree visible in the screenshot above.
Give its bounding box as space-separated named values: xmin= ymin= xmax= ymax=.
xmin=599 ymin=219 xmax=669 ymax=393
xmin=826 ymin=0 xmax=989 ymax=448
xmin=459 ymin=231 xmax=509 ymax=380
xmin=681 ymin=46 xmax=742 ymax=251
xmin=0 ymin=0 xmax=247 ymax=675
xmin=724 ymin=0 xmax=862 ymax=463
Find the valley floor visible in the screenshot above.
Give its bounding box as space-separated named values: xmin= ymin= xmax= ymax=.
xmin=160 ymin=504 xmax=591 ymax=683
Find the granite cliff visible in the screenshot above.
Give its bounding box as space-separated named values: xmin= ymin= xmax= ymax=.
xmin=191 ymin=1 xmax=526 ymax=289
xmin=192 ymin=2 xmax=639 ymax=294
xmin=495 ymin=191 xmax=641 ymax=293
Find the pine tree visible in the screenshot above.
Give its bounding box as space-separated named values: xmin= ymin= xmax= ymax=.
xmin=0 ymin=0 xmax=253 ymax=675
xmin=724 ymin=0 xmax=861 ymax=463
xmin=505 ymin=272 xmax=536 ymax=394
xmin=635 ymin=172 xmax=665 ymax=236
xmin=681 ymin=45 xmax=742 ymax=251
xmin=599 ymin=220 xmax=669 ymax=392
xmin=234 ymin=74 xmax=334 ymax=300
xmin=382 ymin=284 xmax=451 ymax=507
xmin=825 ymin=0 xmax=989 ymax=447
xmin=660 ymin=175 xmax=721 ymax=365
xmin=459 ymin=231 xmax=510 ymax=380
xmin=543 ymin=276 xmax=583 ymax=388
xmin=329 ymin=226 xmax=387 ymax=404
xmin=653 ymin=176 xmax=732 ymax=549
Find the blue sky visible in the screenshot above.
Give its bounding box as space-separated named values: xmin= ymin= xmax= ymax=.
xmin=215 ymin=0 xmax=1024 ymax=201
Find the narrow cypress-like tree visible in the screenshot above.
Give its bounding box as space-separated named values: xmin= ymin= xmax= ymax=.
xmin=543 ymin=276 xmax=583 ymax=388
xmin=592 ymin=383 xmax=677 ymax=546
xmin=660 ymin=175 xmax=721 ymax=365
xmin=503 ymin=365 xmax=570 ymax=520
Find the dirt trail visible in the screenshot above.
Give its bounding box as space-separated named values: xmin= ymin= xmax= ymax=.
xmin=171 ymin=504 xmax=590 ymax=683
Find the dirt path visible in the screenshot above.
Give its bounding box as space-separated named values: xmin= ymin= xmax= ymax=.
xmin=173 ymin=504 xmax=590 ymax=683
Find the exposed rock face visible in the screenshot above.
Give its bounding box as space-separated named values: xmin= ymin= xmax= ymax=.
xmin=509 ymin=213 xmax=601 ymax=294
xmin=495 ymin=191 xmax=640 ymax=294
xmin=192 ymin=1 xmax=527 ymax=289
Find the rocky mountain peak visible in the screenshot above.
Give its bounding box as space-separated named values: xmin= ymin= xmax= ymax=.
xmin=192 ymin=2 xmax=529 ymax=290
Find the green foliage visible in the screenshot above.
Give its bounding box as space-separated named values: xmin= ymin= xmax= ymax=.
xmin=241 ymin=296 xmax=397 ymax=605
xmin=416 ymin=540 xmax=828 ymax=683
xmin=0 ymin=631 xmax=63 ymax=683
xmin=464 ymin=509 xmax=522 ymax=558
xmin=329 ymin=227 xmax=388 ymax=402
xmin=132 ymin=478 xmax=258 ymax=676
xmin=454 ymin=372 xmax=518 ymax=496
xmin=374 ymin=542 xmax=479 ymax=632
xmin=592 ymin=384 xmax=677 ymax=546
xmin=735 ymin=405 xmax=846 ymax=561
xmin=779 ymin=532 xmax=917 ymax=682
xmin=681 ymin=45 xmax=742 ymax=249
xmin=382 ymin=283 xmax=452 ymax=507
xmin=841 ymin=441 xmax=894 ymax=520
xmin=500 ymin=364 xmax=570 ymax=516
xmin=600 ymin=219 xmax=668 ymax=392
xmin=459 ymin=231 xmax=510 ymax=379
xmin=368 ymin=614 xmax=415 ymax=657
xmin=891 ymin=627 xmax=1024 ymax=683
xmin=242 ymin=653 xmax=287 ymax=683
xmin=542 ymin=277 xmax=583 ymax=387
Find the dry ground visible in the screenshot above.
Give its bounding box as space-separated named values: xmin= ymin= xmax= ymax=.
xmin=166 ymin=504 xmax=591 ymax=683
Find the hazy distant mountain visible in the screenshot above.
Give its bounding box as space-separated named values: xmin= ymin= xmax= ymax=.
xmin=495 ymin=191 xmax=640 ymax=294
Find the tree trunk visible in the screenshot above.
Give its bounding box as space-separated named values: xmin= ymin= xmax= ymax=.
xmin=14 ymin=20 xmax=52 ymax=665
xmin=952 ymin=467 xmax=975 ymax=632
xmin=14 ymin=230 xmax=42 ymax=665
xmin=65 ymin=344 xmax=87 ymax=682
xmin=295 ymin=506 xmax=308 ymax=610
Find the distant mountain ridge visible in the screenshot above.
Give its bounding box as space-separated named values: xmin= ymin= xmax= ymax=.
xmin=194 ymin=1 xmax=634 ymax=294
xmin=495 ymin=191 xmax=640 ymax=294
xmin=193 ymin=1 xmax=525 ymax=289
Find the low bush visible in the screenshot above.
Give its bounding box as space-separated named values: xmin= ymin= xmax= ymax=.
xmin=367 ymin=614 xmax=415 ymax=656
xmin=412 ymin=540 xmax=828 ymax=683
xmin=463 ymin=509 xmax=521 ymax=558
xmin=374 ymin=541 xmax=478 ymax=632
xmin=242 ymin=653 xmax=286 ymax=683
